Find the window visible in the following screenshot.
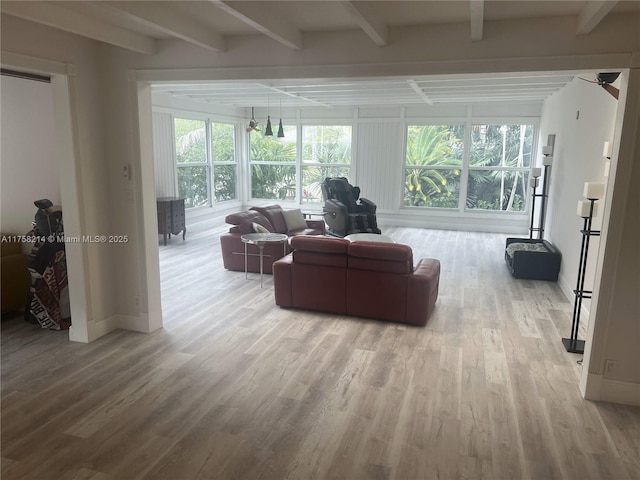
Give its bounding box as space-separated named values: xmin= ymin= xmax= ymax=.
xmin=174 ymin=117 xmax=238 ymax=209
xmin=404 ymin=123 xmax=535 ymax=212
xmin=211 ymin=123 xmax=237 ymax=203
xmin=467 ymin=124 xmax=533 ymax=211
xmin=175 ymin=118 xmax=208 ymax=208
xmin=250 ymin=126 xmax=297 ymax=200
xmin=301 ymin=125 xmax=352 ymax=203
xmin=404 ymin=125 xmax=464 ymax=208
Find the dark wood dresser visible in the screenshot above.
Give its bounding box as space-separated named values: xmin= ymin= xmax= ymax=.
xmin=157 ymin=197 xmax=186 ymax=246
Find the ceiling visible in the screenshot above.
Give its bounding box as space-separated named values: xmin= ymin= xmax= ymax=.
xmin=2 ymin=1 xmax=635 ymax=108
xmin=150 ymin=72 xmax=584 ymax=108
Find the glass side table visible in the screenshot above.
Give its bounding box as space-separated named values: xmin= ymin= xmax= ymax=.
xmin=240 ymin=233 xmax=289 ymax=288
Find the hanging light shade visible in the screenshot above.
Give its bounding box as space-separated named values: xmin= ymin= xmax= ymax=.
xmin=265 ymin=116 xmax=273 ymax=136
xmin=277 ymin=98 xmax=284 ymax=138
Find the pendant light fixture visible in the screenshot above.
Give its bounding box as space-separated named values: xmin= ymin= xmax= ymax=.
xmin=246 ymin=107 xmax=259 ymax=133
xmin=265 ymin=95 xmax=273 ymax=136
xmin=277 ymin=97 xmax=285 ymax=138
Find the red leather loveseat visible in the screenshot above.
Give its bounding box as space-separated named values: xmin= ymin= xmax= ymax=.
xmin=273 ymin=235 xmax=440 ymax=326
xmin=220 ymin=205 xmax=325 ymax=274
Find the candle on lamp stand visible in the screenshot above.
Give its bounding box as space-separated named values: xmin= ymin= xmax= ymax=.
xmin=584 ymin=182 xmax=605 ymax=200
xmin=542 ymin=145 xmax=553 ymax=156
xmin=543 ymin=155 xmax=553 ymax=166
xmin=529 ymin=177 xmax=539 ymax=188
xmin=577 ymin=200 xmax=598 ymax=218
xmin=603 ymin=141 xmax=612 ymax=158
xmin=532 ymin=167 xmax=542 ymax=177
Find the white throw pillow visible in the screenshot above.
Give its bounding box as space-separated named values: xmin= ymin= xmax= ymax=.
xmin=252 ymin=222 xmax=270 ymax=233
xmin=282 ymin=208 xmax=307 ymax=231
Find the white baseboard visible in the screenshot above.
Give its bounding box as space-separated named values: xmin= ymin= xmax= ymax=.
xmin=581 ymin=372 xmax=640 ymax=406
xmin=84 ymin=312 xmax=163 ymax=342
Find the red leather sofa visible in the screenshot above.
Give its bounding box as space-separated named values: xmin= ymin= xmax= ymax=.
xmin=220 ymin=205 xmax=325 ymax=274
xmin=273 ymin=235 xmax=440 ymax=326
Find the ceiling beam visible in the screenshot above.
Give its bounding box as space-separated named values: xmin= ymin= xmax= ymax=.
xmin=339 ymin=1 xmax=388 ymax=47
xmin=470 ymin=0 xmax=484 ymax=41
xmin=105 ymin=2 xmax=225 ymax=52
xmin=408 ymin=80 xmax=434 ymax=105
xmin=577 ymin=1 xmax=618 ymax=35
xmin=208 ymin=0 xmax=302 ymax=49
xmin=1 ymin=1 xmax=157 ymax=55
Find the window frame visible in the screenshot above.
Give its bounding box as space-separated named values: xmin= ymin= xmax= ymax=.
xmin=300 ymin=124 xmax=353 ymax=204
xmin=172 ymin=114 xmax=240 ymax=209
xmin=402 ymin=118 xmax=539 ymax=215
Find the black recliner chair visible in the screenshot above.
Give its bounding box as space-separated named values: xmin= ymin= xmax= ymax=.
xmin=321 ymin=177 xmax=381 ymax=237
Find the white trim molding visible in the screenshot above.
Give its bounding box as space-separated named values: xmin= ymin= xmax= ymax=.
xmin=582 ymin=373 xmax=640 ymax=406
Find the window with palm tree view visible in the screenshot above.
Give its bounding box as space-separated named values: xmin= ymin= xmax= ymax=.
xmin=302 ymin=125 xmax=351 ymax=203
xmin=405 ymin=123 xmax=534 ymax=212
xmin=250 ymin=125 xmax=297 ymax=200
xmin=250 ymin=125 xmax=352 ymax=202
xmin=175 ymin=117 xmax=238 ymax=208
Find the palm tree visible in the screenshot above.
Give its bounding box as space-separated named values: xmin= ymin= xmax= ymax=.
xmin=250 ymin=134 xmax=297 ymax=199
xmin=405 ymin=125 xmax=462 ymax=207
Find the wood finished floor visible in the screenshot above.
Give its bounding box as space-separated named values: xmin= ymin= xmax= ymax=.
xmin=2 ymin=218 xmax=639 ymax=480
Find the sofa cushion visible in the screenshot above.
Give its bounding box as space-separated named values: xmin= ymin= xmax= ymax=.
xmin=348 ymin=242 xmax=413 ymax=274
xmin=282 ymin=208 xmax=307 ymax=231
xmin=290 ymin=235 xmax=349 ymax=253
xmin=226 ymin=211 xmax=273 ymax=234
xmin=250 ymin=205 xmax=288 ymax=233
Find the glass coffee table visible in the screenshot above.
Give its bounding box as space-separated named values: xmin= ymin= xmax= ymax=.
xmin=240 ymin=233 xmax=289 ymax=287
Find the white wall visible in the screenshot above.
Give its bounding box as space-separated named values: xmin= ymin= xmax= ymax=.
xmin=539 ymin=76 xmax=618 ymax=315
xmin=1 ymin=16 xmax=117 ymax=339
xmin=1 ymin=75 xmax=59 ymax=234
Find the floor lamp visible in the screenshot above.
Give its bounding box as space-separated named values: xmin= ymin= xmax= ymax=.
xmin=562 ymin=182 xmax=604 ymax=354
xmin=529 ymin=147 xmax=554 ymax=239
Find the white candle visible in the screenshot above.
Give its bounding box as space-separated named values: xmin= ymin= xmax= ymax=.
xmin=604 ymin=160 xmax=611 ymax=177
xmin=577 ymin=200 xmax=591 ymax=217
xmin=542 ymin=145 xmax=553 ymax=156
xmin=603 ymin=141 xmax=612 ymax=158
xmin=532 ymin=167 xmax=542 ymax=178
xmin=529 ymin=177 xmax=539 ymax=188
xmin=584 ymin=181 xmax=605 ymax=199
xmin=543 ymin=155 xmax=553 ymax=166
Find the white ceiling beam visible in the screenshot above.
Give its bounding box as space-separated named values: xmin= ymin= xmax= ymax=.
xmin=207 ymin=0 xmax=302 ymax=49
xmin=470 ymin=0 xmax=484 ymax=41
xmin=105 ymin=2 xmax=225 ymax=52
xmin=262 ymin=85 xmax=332 ymax=107
xmin=339 ymin=1 xmax=388 ymax=47
xmin=408 ymin=80 xmax=434 ymax=105
xmin=1 ymin=1 xmax=157 ymax=55
xmin=577 ymin=1 xmax=619 ymax=34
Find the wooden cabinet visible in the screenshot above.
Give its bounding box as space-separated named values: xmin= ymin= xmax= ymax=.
xmin=157 ymin=197 xmax=186 ymax=246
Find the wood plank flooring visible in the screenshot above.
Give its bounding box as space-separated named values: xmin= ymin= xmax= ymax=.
xmin=2 ymin=218 xmax=639 ymax=480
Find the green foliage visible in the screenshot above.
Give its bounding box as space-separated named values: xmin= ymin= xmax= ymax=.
xmin=174 ymin=118 xmax=238 ymax=207
xmin=175 ymin=118 xmax=206 ymax=164
xmin=467 ymin=125 xmax=532 ymax=211
xmin=250 ymin=128 xmax=297 ymax=199
xmin=302 ymin=126 xmax=351 ymax=164
xmin=251 ymin=165 xmax=296 ymax=200
xmin=404 ymin=125 xmax=463 ymax=207
xmin=211 ymin=123 xmax=235 ymax=163
xmin=213 ymin=165 xmax=236 ymax=202
xmin=177 ymin=166 xmax=208 ymax=208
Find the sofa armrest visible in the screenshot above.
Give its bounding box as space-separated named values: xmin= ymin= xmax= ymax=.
xmin=406 ymin=258 xmax=440 ymax=326
xmin=304 ymin=219 xmax=325 ymax=234
xmin=273 ymin=254 xmax=294 ymax=307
